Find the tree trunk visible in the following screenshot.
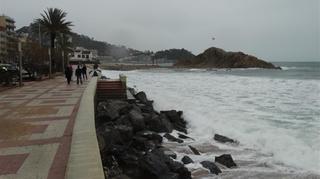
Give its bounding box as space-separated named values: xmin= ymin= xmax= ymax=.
xmin=50 ymin=33 xmax=56 ymax=72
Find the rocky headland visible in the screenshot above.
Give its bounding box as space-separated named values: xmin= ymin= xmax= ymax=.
xmin=95 ymin=89 xmax=237 ymax=179
xmin=174 ymin=47 xmax=281 ymax=69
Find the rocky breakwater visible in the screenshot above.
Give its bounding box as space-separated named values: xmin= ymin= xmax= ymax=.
xmin=95 ymin=89 xmax=238 ymax=179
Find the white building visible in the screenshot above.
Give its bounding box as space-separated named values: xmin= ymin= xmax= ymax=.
xmin=69 ymin=47 xmax=97 ymax=62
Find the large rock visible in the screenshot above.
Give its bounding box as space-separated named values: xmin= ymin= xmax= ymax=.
xmin=146 ymin=114 xmax=173 ymax=133
xmin=164 ymin=133 xmax=184 ymax=143
xmin=215 ymin=154 xmax=237 ymax=168
xmin=131 ymin=136 xmax=153 ymax=151
xmin=135 ymin=91 xmax=153 ymax=106
xmin=175 ymin=47 xmax=281 ymax=69
xmin=181 ymin=156 xmax=194 ymax=164
xmin=160 ymin=110 xmax=182 ymax=123
xmin=159 ymin=114 xmax=174 ymax=133
xmin=138 ymin=150 xmax=171 ymax=178
xmin=159 ymin=147 xmax=177 ymax=159
xmin=129 ymin=109 xmax=145 ymax=132
xmin=178 ymin=133 xmax=195 ymax=140
xmin=103 ymin=155 xmax=123 ymax=178
xmin=200 ymin=161 xmax=222 ymax=175
xmin=115 ymin=114 xmax=132 ymax=126
xmin=114 ymin=125 xmax=133 ymax=142
xmin=96 ymin=102 xmax=119 ymax=122
xmin=136 ymin=103 xmax=154 ymax=113
xmin=98 ymin=125 xmax=124 ymax=153
xmin=152 ymin=149 xmax=191 ymax=179
xmin=214 ymin=134 xmax=236 ymax=143
xmin=160 ymin=110 xmax=187 ymax=133
xmin=188 ymin=145 xmax=201 ymax=155
xmin=136 ymin=130 xmax=163 ymax=144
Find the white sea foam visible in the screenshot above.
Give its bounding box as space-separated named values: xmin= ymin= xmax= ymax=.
xmin=102 ymin=69 xmax=320 ymax=175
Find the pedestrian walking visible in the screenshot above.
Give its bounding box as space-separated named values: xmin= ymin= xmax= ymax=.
xmin=65 ymin=65 xmax=73 ymax=85
xmin=82 ymin=64 xmax=87 ymax=80
xmin=89 ymin=63 xmax=101 ymax=77
xmin=75 ymin=65 xmax=83 ymax=85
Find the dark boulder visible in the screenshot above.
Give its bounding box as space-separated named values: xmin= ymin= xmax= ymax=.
xmin=129 ymin=109 xmax=145 ymax=132
xmin=114 ymin=114 xmax=132 ymax=126
xmin=159 ymin=114 xmax=174 ymax=133
xmin=175 ymin=167 xmax=192 ymax=179
xmin=136 ymin=130 xmax=163 ymax=144
xmin=114 ymin=125 xmax=133 ymax=142
xmin=214 ymin=134 xmax=236 ymax=143
xmin=174 ymin=125 xmax=188 ymax=134
xmin=215 ymin=154 xmax=237 ymax=168
xmin=200 ymin=161 xmax=222 ymax=175
xmin=160 ymin=110 xmax=182 ymax=123
xmin=136 ymin=103 xmax=154 ymax=113
xmin=138 ymin=151 xmax=171 ymax=178
xmin=159 ymin=147 xmax=177 ymax=159
xmin=178 ymin=133 xmax=195 ymax=140
xmin=100 ymin=125 xmax=123 ymax=144
xmin=96 ymin=102 xmax=119 ymax=122
xmin=146 ymin=114 xmax=173 ymax=133
xmin=164 ymin=133 xmax=184 ymax=143
xmin=109 ymin=100 xmax=131 ymax=112
xmin=103 ymin=156 xmax=123 ymax=178
xmin=135 ymin=91 xmax=153 ymax=106
xmin=161 ymin=110 xmax=188 ymax=134
xmin=119 ymin=104 xmax=133 ymax=115
xmin=150 ymin=149 xmax=192 ymax=179
xmin=166 ymin=160 xmax=191 ymax=179
xmin=131 ymin=136 xmax=153 ymax=151
xmin=128 ymin=87 xmax=136 ymax=96
xmin=188 ymin=145 xmax=201 ymax=155
xmin=181 ymin=156 xmax=194 ymax=164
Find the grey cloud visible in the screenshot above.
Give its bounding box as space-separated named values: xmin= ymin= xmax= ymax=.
xmin=1 ymin=0 xmax=319 ymax=61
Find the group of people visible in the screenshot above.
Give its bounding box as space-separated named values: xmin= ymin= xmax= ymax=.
xmin=64 ymin=64 xmax=88 ymax=85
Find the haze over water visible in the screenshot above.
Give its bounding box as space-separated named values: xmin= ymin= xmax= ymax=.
xmin=103 ymin=62 xmax=320 ymax=177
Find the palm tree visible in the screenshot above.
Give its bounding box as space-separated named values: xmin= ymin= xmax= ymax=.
xmin=57 ymin=33 xmax=73 ymax=72
xmin=37 ymin=8 xmax=72 ymax=76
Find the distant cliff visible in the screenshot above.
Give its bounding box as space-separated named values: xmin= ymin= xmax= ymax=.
xmin=175 ymin=47 xmax=280 ymax=69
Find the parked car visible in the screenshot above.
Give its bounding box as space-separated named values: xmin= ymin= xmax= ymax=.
xmin=0 ymin=63 xmax=18 ymax=85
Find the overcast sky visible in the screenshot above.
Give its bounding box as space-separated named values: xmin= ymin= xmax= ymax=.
xmin=1 ymin=0 xmax=319 ymax=61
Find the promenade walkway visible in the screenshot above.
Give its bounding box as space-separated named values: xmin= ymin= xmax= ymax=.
xmin=0 ymin=77 xmax=89 ymax=179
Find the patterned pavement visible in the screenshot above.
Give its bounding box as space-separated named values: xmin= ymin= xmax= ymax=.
xmin=0 ymin=77 xmax=89 ymax=179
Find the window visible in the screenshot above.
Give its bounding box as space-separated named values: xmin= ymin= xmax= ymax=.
xmin=86 ymin=55 xmax=89 ymax=58
xmin=78 ymin=55 xmax=81 ymax=58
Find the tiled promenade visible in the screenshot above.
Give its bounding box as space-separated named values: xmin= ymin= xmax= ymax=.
xmin=0 ymin=77 xmax=88 ymax=179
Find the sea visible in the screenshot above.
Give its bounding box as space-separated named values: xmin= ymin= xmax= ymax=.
xmin=102 ymin=62 xmax=320 ymax=178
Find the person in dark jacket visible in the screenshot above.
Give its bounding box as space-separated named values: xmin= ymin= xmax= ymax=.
xmin=75 ymin=65 xmax=83 ymax=85
xmin=82 ymin=64 xmax=87 ymax=80
xmin=65 ymin=65 xmax=73 ymax=85
xmin=89 ymin=63 xmax=101 ymax=77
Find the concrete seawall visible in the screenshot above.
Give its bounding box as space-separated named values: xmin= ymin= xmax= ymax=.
xmin=66 ymin=77 xmax=104 ymax=179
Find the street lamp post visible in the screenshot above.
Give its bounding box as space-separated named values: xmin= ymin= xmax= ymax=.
xmin=18 ymin=42 xmax=23 ymax=87
xmin=62 ymin=50 xmax=65 ymax=73
xmin=48 ymin=48 xmax=52 ymax=78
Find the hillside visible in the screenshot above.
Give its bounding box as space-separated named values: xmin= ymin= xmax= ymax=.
xmin=175 ymin=47 xmax=280 ymax=69
xmin=16 ymin=23 xmax=143 ymax=59
xmin=154 ymin=48 xmax=195 ymax=63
